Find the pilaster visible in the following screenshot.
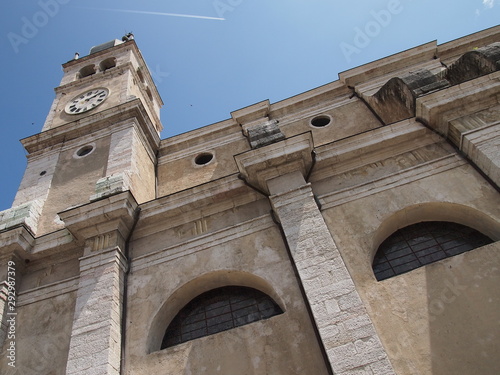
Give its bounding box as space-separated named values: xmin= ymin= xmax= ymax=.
xmin=0 ymin=223 xmax=33 ymax=347
xmin=269 ymin=177 xmax=394 ymax=374
xmin=236 ymin=132 xmax=394 ymax=374
xmin=0 ymin=282 xmax=8 ymax=346
xmin=66 ymin=246 xmax=127 ymax=375
xmin=0 ymin=251 xmax=26 ymax=350
xmin=59 ymin=192 xmax=138 ymax=375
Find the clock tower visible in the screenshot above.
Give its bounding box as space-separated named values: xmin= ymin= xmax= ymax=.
xmin=12 ymin=35 xmax=163 ymax=236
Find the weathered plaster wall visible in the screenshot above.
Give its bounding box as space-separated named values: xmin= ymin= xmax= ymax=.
xmin=279 ymin=99 xmax=382 ymax=147
xmin=157 ymin=125 xmax=248 ymax=197
xmin=0 ymin=291 xmax=76 ymax=375
xmin=124 ymin=224 xmax=329 ymax=374
xmin=36 ymin=134 xmax=110 ymax=235
xmin=321 ymin=165 xmax=500 ymax=375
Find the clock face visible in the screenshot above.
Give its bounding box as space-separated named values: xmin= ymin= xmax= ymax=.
xmin=65 ymin=88 xmax=109 ymax=114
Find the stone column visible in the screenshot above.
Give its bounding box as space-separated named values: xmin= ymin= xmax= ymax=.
xmin=59 ymin=192 xmax=138 ymax=375
xmin=0 ymin=282 xmax=9 ymax=347
xmin=235 ymin=133 xmax=394 ymax=374
xmin=268 ymin=173 xmax=394 ymax=375
xmin=0 ymin=226 xmax=32 ymax=349
xmin=65 ymin=244 xmax=127 ymax=375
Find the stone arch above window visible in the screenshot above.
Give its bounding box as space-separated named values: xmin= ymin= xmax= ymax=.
xmin=99 ymin=57 xmax=117 ymax=72
xmin=160 ymin=286 xmax=283 ymax=349
xmin=78 ymin=64 xmax=96 ymax=79
xmin=373 ymin=221 xmax=493 ymax=281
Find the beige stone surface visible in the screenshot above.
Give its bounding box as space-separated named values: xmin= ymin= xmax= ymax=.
xmin=124 ymin=225 xmax=329 ymax=375
xmin=1 ymin=27 xmax=500 ymax=375
xmin=0 ymin=292 xmax=76 ymax=375
xmin=321 ymin=166 xmax=500 ymax=375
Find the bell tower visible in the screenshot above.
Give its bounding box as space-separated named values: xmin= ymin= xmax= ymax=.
xmin=10 ymin=35 xmax=163 ymax=236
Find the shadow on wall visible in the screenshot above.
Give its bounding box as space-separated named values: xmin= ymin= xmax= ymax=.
xmin=425 ymin=242 xmax=500 ymax=374
xmin=371 ymin=203 xmax=500 ymax=374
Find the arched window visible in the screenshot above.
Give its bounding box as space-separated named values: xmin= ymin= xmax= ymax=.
xmin=161 ymin=286 xmax=283 ymax=349
xmin=99 ymin=57 xmax=117 ymax=72
xmin=78 ymin=64 xmax=96 ymax=79
xmin=373 ymin=221 xmax=493 ymax=281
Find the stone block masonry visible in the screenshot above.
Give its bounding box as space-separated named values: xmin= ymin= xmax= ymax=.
xmin=269 ymin=179 xmax=394 ymax=375
xmin=66 ymin=247 xmax=126 ymax=375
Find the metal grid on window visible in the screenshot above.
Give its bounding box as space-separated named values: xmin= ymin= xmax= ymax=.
xmin=161 ymin=286 xmax=283 ymax=349
xmin=373 ymin=221 xmax=493 ymax=281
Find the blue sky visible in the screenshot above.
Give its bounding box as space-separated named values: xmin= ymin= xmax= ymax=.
xmin=0 ymin=0 xmax=498 ymax=211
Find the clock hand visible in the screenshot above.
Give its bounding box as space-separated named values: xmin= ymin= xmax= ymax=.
xmin=85 ymin=91 xmax=105 ymax=101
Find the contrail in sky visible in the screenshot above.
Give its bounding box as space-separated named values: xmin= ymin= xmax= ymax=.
xmin=81 ymin=8 xmax=225 ymax=21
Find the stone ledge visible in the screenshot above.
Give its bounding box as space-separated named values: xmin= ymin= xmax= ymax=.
xmin=416 ymin=70 xmax=500 ymax=134
xmin=0 ymin=200 xmax=43 ymax=236
xmin=137 ymin=174 xmax=259 ymax=236
xmin=319 ymin=154 xmax=465 ymax=209
xmin=235 ymin=133 xmax=314 ymax=195
xmin=131 ymin=215 xmax=274 ymax=272
xmin=0 ymin=225 xmax=35 ymax=257
xmin=59 ymin=191 xmax=138 ymax=244
xmin=17 ymin=276 xmax=79 ymax=307
xmin=231 ymin=100 xmax=271 ymax=125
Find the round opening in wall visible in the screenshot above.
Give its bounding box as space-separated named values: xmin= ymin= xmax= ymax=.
xmin=39 ymin=171 xmax=46 ymax=176
xmin=76 ymin=145 xmax=94 ymax=157
xmin=195 ymin=153 xmax=214 ymax=166
xmin=310 ymin=115 xmax=331 ymax=128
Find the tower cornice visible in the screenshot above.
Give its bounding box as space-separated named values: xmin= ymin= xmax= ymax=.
xmin=21 ymin=99 xmax=160 ymax=157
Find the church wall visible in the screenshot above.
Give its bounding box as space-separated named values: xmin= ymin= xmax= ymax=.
xmin=124 ymin=223 xmax=330 ymax=374
xmin=157 ymin=131 xmax=249 ymax=197
xmin=1 ymin=27 xmax=500 ymax=375
xmin=36 ymin=134 xmax=110 ymax=235
xmin=0 ymin=291 xmax=76 ymax=375
xmin=130 ymin=198 xmax=271 ymax=258
xmin=320 ymin=163 xmax=500 ymax=375
xmin=12 ymin=148 xmax=59 ymax=208
xmin=129 ymin=127 xmax=156 ymax=204
xmin=279 ymin=98 xmax=383 ymax=147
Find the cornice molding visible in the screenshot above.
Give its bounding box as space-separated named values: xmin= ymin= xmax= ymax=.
xmin=235 ymin=133 xmax=314 ymax=195
xmin=58 ymin=191 xmax=138 ymax=244
xmin=21 ymin=99 xmax=161 ymax=156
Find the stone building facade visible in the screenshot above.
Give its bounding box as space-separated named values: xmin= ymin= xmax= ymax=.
xmin=0 ymin=27 xmax=499 ymax=375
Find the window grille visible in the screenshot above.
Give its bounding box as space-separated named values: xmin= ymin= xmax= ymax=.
xmin=373 ymin=221 xmax=493 ymax=281
xmin=161 ymin=286 xmax=282 ymax=349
